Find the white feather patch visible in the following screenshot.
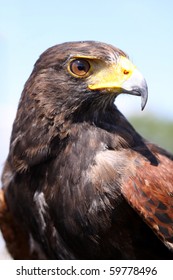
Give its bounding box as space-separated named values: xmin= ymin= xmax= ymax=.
xmin=33 ymin=191 xmax=48 ymax=231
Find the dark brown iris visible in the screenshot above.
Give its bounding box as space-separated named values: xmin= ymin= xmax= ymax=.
xmin=70 ymin=59 xmax=90 ymax=76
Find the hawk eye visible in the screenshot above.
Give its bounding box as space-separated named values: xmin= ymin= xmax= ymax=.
xmin=70 ymin=59 xmax=90 ymax=77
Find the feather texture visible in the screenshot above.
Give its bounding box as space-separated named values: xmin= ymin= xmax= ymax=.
xmin=1 ymin=41 xmax=173 ymax=259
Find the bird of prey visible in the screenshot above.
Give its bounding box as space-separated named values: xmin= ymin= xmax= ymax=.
xmin=1 ymin=41 xmax=173 ymax=260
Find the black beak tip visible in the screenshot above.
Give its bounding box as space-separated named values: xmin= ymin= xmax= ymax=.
xmin=141 ymin=86 xmax=148 ymax=111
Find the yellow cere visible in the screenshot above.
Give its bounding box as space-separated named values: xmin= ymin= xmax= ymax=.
xmin=88 ymin=56 xmax=136 ymax=91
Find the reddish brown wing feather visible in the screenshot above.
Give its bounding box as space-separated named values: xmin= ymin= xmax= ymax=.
xmin=121 ymin=145 xmax=173 ymax=251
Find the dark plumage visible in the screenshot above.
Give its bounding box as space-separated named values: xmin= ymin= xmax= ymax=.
xmin=1 ymin=41 xmax=173 ymax=259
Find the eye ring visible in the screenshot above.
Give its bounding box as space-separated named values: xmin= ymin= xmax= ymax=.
xmin=69 ymin=59 xmax=91 ymax=77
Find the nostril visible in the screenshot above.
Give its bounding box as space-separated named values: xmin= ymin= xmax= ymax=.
xmin=123 ymin=69 xmax=130 ymax=75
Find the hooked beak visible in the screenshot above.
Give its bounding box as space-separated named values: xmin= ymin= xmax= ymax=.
xmin=121 ymin=67 xmax=148 ymax=110
xmin=88 ymin=56 xmax=148 ymax=110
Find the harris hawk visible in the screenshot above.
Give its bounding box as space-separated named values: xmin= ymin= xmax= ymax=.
xmin=0 ymin=41 xmax=173 ymax=260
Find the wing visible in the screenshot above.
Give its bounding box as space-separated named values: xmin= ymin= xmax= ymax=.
xmin=121 ymin=143 xmax=173 ymax=251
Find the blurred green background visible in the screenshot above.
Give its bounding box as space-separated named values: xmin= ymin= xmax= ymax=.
xmin=129 ymin=114 xmax=173 ymax=153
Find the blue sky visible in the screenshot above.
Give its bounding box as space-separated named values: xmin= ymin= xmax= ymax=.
xmin=0 ymin=0 xmax=173 ymax=173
